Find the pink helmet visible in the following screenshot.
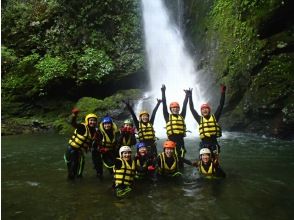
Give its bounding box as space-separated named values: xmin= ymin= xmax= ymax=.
xmin=201 ymin=103 xmax=211 ymax=112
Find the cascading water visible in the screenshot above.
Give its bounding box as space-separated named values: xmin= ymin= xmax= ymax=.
xmin=137 ymin=0 xmax=205 ymax=138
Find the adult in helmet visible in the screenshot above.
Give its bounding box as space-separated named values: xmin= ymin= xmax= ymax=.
xmin=157 ymin=140 xmax=193 ymax=179
xmin=113 ymin=146 xmax=135 ymax=198
xmin=193 ymin=148 xmax=226 ymax=178
xmin=123 ymin=98 xmax=162 ymax=156
xmin=117 ymin=119 xmax=137 ymax=149
xmin=161 ymin=84 xmax=190 ymax=168
xmin=65 ymin=108 xmax=98 ymax=180
xmin=134 ymin=142 xmax=156 ymax=180
xmin=187 ymin=84 xmax=226 ymax=158
xmin=92 ymin=115 xmax=120 ymax=178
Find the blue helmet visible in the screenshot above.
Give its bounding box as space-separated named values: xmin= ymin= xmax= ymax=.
xmin=136 ymin=142 xmax=146 ymax=150
xmin=102 ymin=116 xmax=113 ymax=124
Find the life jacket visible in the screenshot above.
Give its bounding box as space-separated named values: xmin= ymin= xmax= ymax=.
xmin=199 ymin=114 xmax=222 ymax=139
xmin=138 ymin=122 xmax=156 ymax=141
xmin=114 ymin=158 xmax=135 ymax=186
xmin=158 ymin=152 xmax=179 ymax=176
xmin=121 ymin=135 xmax=132 ymax=146
xmin=68 ymin=123 xmax=93 ymax=149
xmin=166 ymin=114 xmax=186 ymax=136
xmin=198 ymin=160 xmax=216 ymax=176
xmin=99 ymin=122 xmax=118 ymax=149
xmin=134 ymin=157 xmax=148 ymax=178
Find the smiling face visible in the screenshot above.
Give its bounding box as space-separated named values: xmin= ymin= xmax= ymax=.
xmin=164 ymin=147 xmax=174 ymax=158
xmin=201 ymin=153 xmax=211 ymax=164
xmin=121 ymin=151 xmax=132 ymax=161
xmin=170 ymin=107 xmax=180 ymax=115
xmin=88 ymin=118 xmax=97 ymax=127
xmin=201 ymin=107 xmax=210 ymax=117
xmin=140 ymin=114 xmax=149 ymax=122
xmin=138 ymin=147 xmax=147 ymax=156
xmin=103 ymin=122 xmax=112 ymax=130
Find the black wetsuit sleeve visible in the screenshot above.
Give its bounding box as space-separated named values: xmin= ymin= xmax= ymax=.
xmin=180 ymin=94 xmax=189 ymax=118
xmin=114 ymin=158 xmax=123 ymax=169
xmin=181 ymin=157 xmax=193 ymax=166
xmin=126 ymin=105 xmax=139 ymax=129
xmin=71 ymin=115 xmax=79 ymax=128
xmin=188 ymin=95 xmax=201 ymax=124
xmin=75 ymin=124 xmax=86 ymax=135
xmin=214 ymin=91 xmax=226 ymax=121
xmin=162 ymin=90 xmax=169 ymax=123
xmin=150 ymin=101 xmax=161 ymax=124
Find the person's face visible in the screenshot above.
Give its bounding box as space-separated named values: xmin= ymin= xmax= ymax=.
xmin=171 ymin=107 xmax=180 ymax=114
xmin=201 ymin=154 xmax=211 ymax=164
xmin=201 ymin=107 xmax=210 ymax=117
xmin=124 ymin=123 xmax=132 ymax=129
xmin=103 ymin=122 xmax=112 ymax=130
xmin=140 ymin=114 xmax=149 ymax=122
xmin=164 ymin=148 xmax=174 ymax=158
xmin=138 ymin=147 xmax=147 ymax=156
xmin=122 ymin=151 xmax=132 ymax=160
xmin=88 ymin=118 xmax=97 ymax=127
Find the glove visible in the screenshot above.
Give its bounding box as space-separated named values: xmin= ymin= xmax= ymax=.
xmin=148 ymin=165 xmax=156 ymax=171
xmin=220 ymin=84 xmax=226 ymax=93
xmin=192 ymin=161 xmax=198 ymax=167
xmin=71 ymin=107 xmax=80 ymax=115
xmin=184 ymin=88 xmax=193 ymax=97
xmin=161 ymin=84 xmax=166 ymax=92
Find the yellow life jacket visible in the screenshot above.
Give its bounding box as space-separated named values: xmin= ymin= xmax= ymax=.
xmin=199 ymin=114 xmax=222 ymax=139
xmin=68 ymin=123 xmax=93 ymax=149
xmin=138 ymin=122 xmax=156 ymax=141
xmin=166 ymin=114 xmax=186 ymax=136
xmin=122 ymin=136 xmax=132 ymax=146
xmin=158 ymin=152 xmax=178 ymax=176
xmin=99 ymin=122 xmax=118 ymax=149
xmin=114 ymin=158 xmax=135 ymax=186
xmin=135 ymin=157 xmax=148 ymax=178
xmin=198 ymin=161 xmax=215 ymax=176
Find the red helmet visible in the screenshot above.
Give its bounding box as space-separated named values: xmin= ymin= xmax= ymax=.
xmin=163 ymin=140 xmax=176 ymax=149
xmin=201 ymin=103 xmax=211 ymax=111
xmin=170 ymin=102 xmax=180 ymax=108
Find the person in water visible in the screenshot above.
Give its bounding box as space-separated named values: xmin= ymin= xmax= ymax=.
xmin=134 ymin=142 xmax=156 ymax=180
xmin=187 ymin=85 xmax=226 ymax=159
xmin=92 ymin=116 xmax=120 ymax=178
xmin=113 ymin=146 xmax=135 ymax=198
xmin=161 ymin=84 xmax=190 ymax=168
xmin=157 ymin=140 xmax=193 ymax=178
xmin=117 ymin=119 xmax=137 ymax=149
xmin=65 ymin=108 xmax=98 ymax=180
xmin=193 ymin=148 xmax=226 ymax=178
xmin=123 ymin=99 xmax=161 ymax=156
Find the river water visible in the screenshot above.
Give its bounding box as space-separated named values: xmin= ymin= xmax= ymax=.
xmin=2 ymin=132 xmax=294 ymax=220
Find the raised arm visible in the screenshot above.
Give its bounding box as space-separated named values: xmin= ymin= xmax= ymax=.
xmin=214 ymin=85 xmax=226 ymax=121
xmin=150 ymin=99 xmax=162 ymax=124
xmin=180 ymin=91 xmax=189 ymax=118
xmin=123 ymin=100 xmax=139 ymax=129
xmin=161 ymin=85 xmax=169 ymax=122
xmin=186 ymin=89 xmax=201 ymax=124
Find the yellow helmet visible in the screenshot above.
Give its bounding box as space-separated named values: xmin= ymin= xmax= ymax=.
xmin=139 ymin=111 xmax=149 ymax=118
xmin=85 ymin=113 xmax=98 ymax=125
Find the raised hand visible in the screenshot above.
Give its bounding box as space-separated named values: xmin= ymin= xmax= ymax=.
xmin=161 ymin=84 xmax=166 ymax=92
xmin=71 ymin=107 xmax=80 ymax=116
xmin=220 ymin=84 xmax=227 ymax=93
xmin=184 ymin=88 xmax=193 ymax=97
xmin=157 ymin=98 xmax=162 ymax=104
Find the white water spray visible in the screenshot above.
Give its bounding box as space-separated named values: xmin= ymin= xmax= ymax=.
xmin=138 ymin=0 xmax=205 ymax=138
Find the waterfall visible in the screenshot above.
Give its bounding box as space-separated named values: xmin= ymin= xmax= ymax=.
xmin=137 ymin=0 xmax=204 ymax=138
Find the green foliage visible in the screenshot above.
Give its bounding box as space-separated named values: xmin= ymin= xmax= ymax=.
xmin=77 ymin=48 xmax=114 ymax=84
xmin=1 ymin=46 xmax=18 ymax=75
xmin=35 ymin=55 xmax=69 ymax=86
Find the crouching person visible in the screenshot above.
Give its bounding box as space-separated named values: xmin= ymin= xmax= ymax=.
xmin=113 ymin=146 xmax=135 ymax=198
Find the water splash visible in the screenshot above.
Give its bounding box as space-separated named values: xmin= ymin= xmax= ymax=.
xmin=139 ymin=0 xmax=205 ymax=138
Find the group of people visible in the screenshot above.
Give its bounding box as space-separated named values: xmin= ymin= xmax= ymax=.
xmin=64 ymin=84 xmax=227 ymax=198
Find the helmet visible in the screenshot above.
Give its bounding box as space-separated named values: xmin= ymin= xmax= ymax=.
xmin=170 ymin=102 xmax=180 ymax=108
xmin=136 ymin=142 xmax=146 ymax=150
xmin=139 ymin=111 xmax=149 ymax=118
xmin=200 ymin=148 xmax=211 ymax=155
xmin=85 ymin=113 xmax=98 ymax=125
xmin=119 ymin=146 xmax=132 ymax=156
xmin=102 ymin=116 xmax=113 ymax=124
xmin=163 ymin=140 xmax=176 ymax=149
xmin=201 ymin=103 xmax=211 ymax=112
xmin=124 ymin=119 xmax=133 ymax=125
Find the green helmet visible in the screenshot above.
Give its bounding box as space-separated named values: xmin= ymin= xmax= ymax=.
xmin=124 ymin=119 xmax=133 ymax=125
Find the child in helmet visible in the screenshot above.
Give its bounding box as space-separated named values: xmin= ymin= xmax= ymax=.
xmin=123 ymin=99 xmax=162 ymax=156
xmin=117 ymin=119 xmax=137 ymax=149
xmin=65 ymin=108 xmax=98 ymax=180
xmin=187 ymin=85 xmax=226 ymax=159
xmin=113 ymin=146 xmax=135 ymax=198
xmin=193 ymin=148 xmax=226 ymax=178
xmin=134 ymin=142 xmax=156 ymax=180
xmin=161 ymin=84 xmax=190 ymax=168
xmin=157 ymin=140 xmax=193 ymax=178
xmin=92 ymin=115 xmax=120 ymax=178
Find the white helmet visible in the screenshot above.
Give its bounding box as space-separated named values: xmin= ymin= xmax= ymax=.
xmin=200 ymin=148 xmax=211 ymax=155
xmin=119 ymin=146 xmax=132 ymax=157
